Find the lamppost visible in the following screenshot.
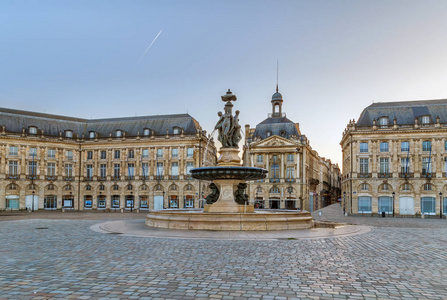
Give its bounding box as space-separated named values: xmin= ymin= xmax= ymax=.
xmin=163 ymin=191 xmax=165 ymax=209
xmin=32 ymin=190 xmax=35 ymax=212
xmin=288 ymin=187 xmax=292 ymax=209
xmin=439 ymin=192 xmax=443 ymax=219
xmin=343 ymin=191 xmax=346 ymax=215
xmin=130 ymin=191 xmax=133 ymax=213
xmin=392 ymin=191 xmax=395 ymax=217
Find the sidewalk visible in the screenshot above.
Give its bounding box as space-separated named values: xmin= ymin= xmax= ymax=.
xmin=311 ymin=203 xmax=447 ymax=228
xmin=0 ymin=209 xmax=147 ymax=221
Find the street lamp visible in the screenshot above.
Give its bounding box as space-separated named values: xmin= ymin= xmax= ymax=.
xmin=439 ymin=192 xmax=443 ymax=219
xmin=163 ymin=191 xmax=165 ymax=209
xmin=32 ymin=190 xmax=35 ymax=212
xmin=288 ymin=187 xmax=292 ymax=210
xmin=130 ymin=191 xmax=133 ymax=213
xmin=392 ymin=191 xmax=395 ymax=217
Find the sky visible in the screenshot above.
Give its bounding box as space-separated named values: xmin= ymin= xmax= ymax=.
xmin=2 ymin=0 xmax=447 ymax=167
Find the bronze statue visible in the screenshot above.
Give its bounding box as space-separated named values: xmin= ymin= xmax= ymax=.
xmin=234 ymin=183 xmax=249 ymax=205
xmin=205 ymin=183 xmax=220 ymax=204
xmin=214 ymin=89 xmax=241 ymax=148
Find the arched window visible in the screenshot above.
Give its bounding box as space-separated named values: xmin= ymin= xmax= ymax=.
xmin=170 ymin=184 xmax=178 ymax=191
xmin=140 ymin=185 xmax=148 ymax=191
xmin=361 ymin=183 xmax=369 ymax=191
xmin=155 ymin=184 xmax=163 ymax=191
xmin=256 ymin=186 xmax=262 ymax=193
xmin=270 ymin=186 xmax=280 ymax=194
xmin=424 ymin=183 xmax=432 ymax=191
xmin=127 ymin=184 xmax=133 ymax=191
xmin=112 ymin=184 xmax=120 ymax=191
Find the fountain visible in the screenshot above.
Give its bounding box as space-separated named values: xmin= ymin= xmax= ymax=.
xmin=146 ymin=90 xmax=314 ymax=230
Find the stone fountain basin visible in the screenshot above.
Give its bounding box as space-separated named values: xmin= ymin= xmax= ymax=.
xmin=146 ymin=210 xmax=314 ymax=231
xmin=190 ymin=166 xmax=267 ymax=181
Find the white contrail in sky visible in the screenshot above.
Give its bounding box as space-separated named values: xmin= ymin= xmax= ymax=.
xmin=139 ymin=29 xmax=163 ymax=62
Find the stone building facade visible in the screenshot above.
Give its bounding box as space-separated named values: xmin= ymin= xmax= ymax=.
xmin=0 ymin=108 xmax=217 ymax=211
xmin=341 ymin=99 xmax=447 ymax=217
xmin=243 ymin=88 xmax=341 ymax=211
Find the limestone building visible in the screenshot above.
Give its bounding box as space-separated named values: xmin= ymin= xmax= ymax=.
xmin=0 ymin=108 xmax=217 ymax=211
xmin=341 ymin=99 xmax=447 ymax=217
xmin=243 ymin=88 xmax=341 ymax=211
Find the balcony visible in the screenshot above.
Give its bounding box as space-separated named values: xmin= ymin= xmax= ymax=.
xmin=358 ymin=173 xmax=371 ymax=178
xmin=421 ymin=172 xmax=433 ymax=179
xmin=169 ymin=175 xmax=179 ymax=180
xmin=7 ymin=174 xmax=19 ymax=179
xmin=154 ymin=175 xmax=163 ymax=180
xmin=64 ymin=176 xmax=74 ymax=181
xmin=125 ymin=176 xmax=135 ymax=181
xmin=185 ymin=175 xmax=193 ymax=180
xmin=399 ymin=173 xmax=414 ymax=178
xmin=84 ymin=177 xmax=93 ymax=181
xmin=269 ymin=178 xmax=280 ymax=183
xmin=112 ymin=176 xmax=121 ymax=181
xmin=285 ymin=178 xmax=296 ymax=183
xmin=378 ymin=173 xmax=391 ymax=178
xmin=98 ymin=176 xmax=107 ymax=181
xmin=27 ymin=175 xmax=38 ymax=180
xmin=46 ymin=176 xmax=57 ymax=181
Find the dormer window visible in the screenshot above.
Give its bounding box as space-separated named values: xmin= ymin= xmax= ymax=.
xmin=173 ymin=127 xmax=180 ymax=134
xmin=266 ymin=131 xmax=272 ymax=137
xmin=115 ymin=130 xmax=122 ymax=137
xmin=29 ymin=126 xmax=37 ymax=135
xmin=421 ymin=115 xmax=431 ymax=124
xmin=89 ymin=131 xmax=96 ymax=139
xmin=378 ymin=117 xmax=389 ymax=128
xmin=143 ymin=128 xmax=151 ymax=136
xmin=280 ymin=130 xmax=286 ymax=137
xmin=65 ymin=130 xmax=73 ymax=138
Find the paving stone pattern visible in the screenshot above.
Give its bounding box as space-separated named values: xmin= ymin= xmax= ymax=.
xmin=1 ymin=207 xmax=447 ymax=299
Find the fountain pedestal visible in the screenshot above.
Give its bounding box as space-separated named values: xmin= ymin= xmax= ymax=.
xmin=217 ymin=148 xmax=241 ymax=166
xmin=204 ymin=179 xmax=254 ymax=213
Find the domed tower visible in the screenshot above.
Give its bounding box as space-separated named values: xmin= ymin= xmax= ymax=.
xmin=271 ymin=85 xmax=283 ymax=117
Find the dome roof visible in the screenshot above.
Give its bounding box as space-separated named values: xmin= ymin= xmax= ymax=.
xmin=272 ymin=92 xmax=283 ymax=101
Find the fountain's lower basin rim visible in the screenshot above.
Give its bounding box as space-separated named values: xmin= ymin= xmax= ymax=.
xmin=190 ymin=166 xmax=267 ymax=181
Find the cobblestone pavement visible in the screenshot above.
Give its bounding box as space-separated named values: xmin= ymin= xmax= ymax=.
xmin=1 ymin=207 xmax=447 ymax=299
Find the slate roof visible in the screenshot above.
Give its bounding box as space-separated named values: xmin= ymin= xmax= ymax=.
xmin=356 ymin=99 xmax=447 ymax=126
xmin=0 ymin=107 xmax=200 ymax=137
xmin=252 ymin=117 xmax=301 ymax=140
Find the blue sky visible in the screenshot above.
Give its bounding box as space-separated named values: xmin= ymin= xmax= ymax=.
xmin=2 ymin=0 xmax=447 ymax=166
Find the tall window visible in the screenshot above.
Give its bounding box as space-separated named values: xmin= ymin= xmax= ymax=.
xmin=171 ymin=162 xmax=179 ymax=177
xmin=127 ymin=163 xmax=135 ymax=178
xmin=111 ymin=195 xmax=120 ymax=208
xmin=100 ymin=151 xmax=107 ymax=159
xmin=29 ymin=147 xmax=37 ymax=156
xmin=66 ymin=150 xmax=73 ymax=160
xmin=9 ymin=161 xmax=18 ymax=175
xmin=360 ymin=158 xmax=369 ymax=174
xmin=358 ymin=196 xmax=372 ymax=213
xmin=401 ymin=141 xmax=410 ymax=152
xmin=172 ymin=148 xmax=178 ymax=158
xmin=287 ymin=154 xmax=294 ymax=162
xmin=444 ymin=157 xmax=447 ymax=173
xmin=157 ymin=162 xmax=164 ymax=176
xmin=445 ymin=141 xmax=447 ymax=151
xmin=270 ymin=155 xmax=279 ymax=179
xmin=142 ymin=149 xmax=149 ymax=158
xmin=380 ymin=142 xmax=389 ymax=152
xmin=86 ymin=164 xmax=93 ymax=178
xmin=142 ymin=162 xmax=149 ymax=178
xmin=187 ymin=147 xmax=194 ymax=157
xmin=114 ymin=164 xmax=120 ymax=178
xmin=401 ymin=157 xmax=410 ymax=174
xmin=65 ymin=164 xmax=73 ymax=177
xmin=422 ymin=141 xmax=432 ymax=152
xmin=100 ymin=164 xmax=107 ymax=178
xmin=257 ymin=155 xmax=263 ymax=163
xmin=157 ymin=148 xmax=163 ymax=158
xmin=422 ymin=157 xmax=431 ymax=174
xmin=87 ymin=151 xmax=93 ymax=160
xmin=186 ymin=162 xmax=194 ymax=174
xmin=48 ymin=149 xmax=56 ymax=158
xmin=359 ymin=142 xmax=368 ymax=153
xmin=114 ymin=150 xmax=120 ymax=159
xmin=9 ymin=146 xmax=18 ymax=156
xmin=47 ymin=163 xmax=56 ymax=176
xmin=379 ymin=158 xmax=389 ymax=174
xmin=286 ymin=167 xmax=294 ymax=179
xmin=128 ymin=150 xmax=134 ymax=159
